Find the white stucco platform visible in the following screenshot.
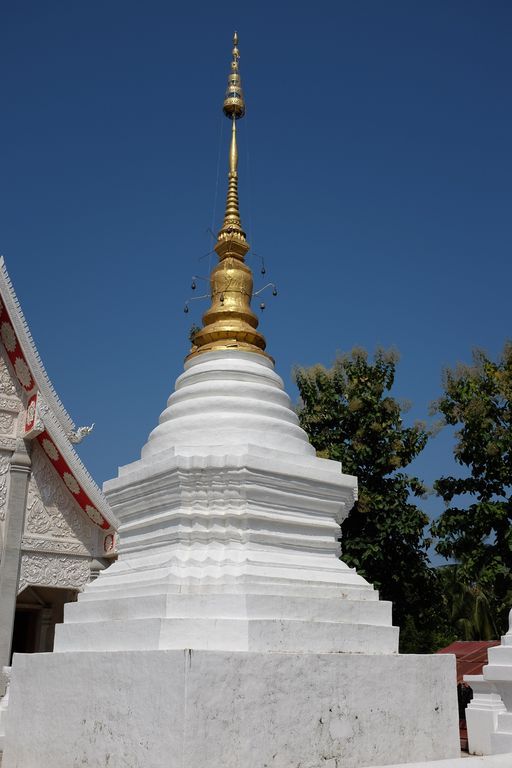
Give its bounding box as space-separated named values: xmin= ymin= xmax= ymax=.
xmin=2 ymin=649 xmax=459 ymax=768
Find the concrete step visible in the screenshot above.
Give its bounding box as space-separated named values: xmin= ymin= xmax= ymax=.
xmin=64 ymin=592 xmax=392 ymax=625
xmin=54 ymin=615 xmax=399 ymax=654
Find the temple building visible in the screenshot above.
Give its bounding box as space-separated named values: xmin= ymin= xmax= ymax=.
xmin=0 ymin=256 xmax=117 ymax=674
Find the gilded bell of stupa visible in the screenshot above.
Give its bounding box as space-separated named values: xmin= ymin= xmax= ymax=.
xmin=188 ymin=33 xmax=268 ymax=360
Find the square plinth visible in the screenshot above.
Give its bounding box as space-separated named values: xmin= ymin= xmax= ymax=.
xmin=2 ymin=649 xmax=459 ymax=768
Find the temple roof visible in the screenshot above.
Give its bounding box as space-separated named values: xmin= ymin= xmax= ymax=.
xmin=0 ymin=256 xmax=118 ymax=541
xmin=0 ymin=257 xmax=75 ymax=434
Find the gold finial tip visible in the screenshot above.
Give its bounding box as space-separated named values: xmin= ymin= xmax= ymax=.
xmin=223 ymin=27 xmax=245 ymax=119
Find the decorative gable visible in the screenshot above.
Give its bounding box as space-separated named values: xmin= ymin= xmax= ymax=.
xmin=0 ymin=258 xmax=117 ymax=540
xmin=24 ymin=443 xmax=94 ymax=554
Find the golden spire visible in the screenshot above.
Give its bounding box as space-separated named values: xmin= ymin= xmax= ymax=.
xmin=187 ymin=32 xmax=269 ymax=361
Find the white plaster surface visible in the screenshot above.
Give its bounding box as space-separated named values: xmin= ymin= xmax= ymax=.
xmin=0 ymin=666 xmax=10 ymax=757
xmin=140 ymin=351 xmax=315 ymax=460
xmin=464 ymin=677 xmax=506 ymax=756
xmin=2 ymin=650 xmax=459 ymax=768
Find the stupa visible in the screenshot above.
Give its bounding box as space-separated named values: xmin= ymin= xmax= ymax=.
xmin=2 ymin=35 xmax=460 ymax=768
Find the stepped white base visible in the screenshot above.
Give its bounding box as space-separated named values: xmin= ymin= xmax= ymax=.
xmin=55 ymin=443 xmax=398 ymax=655
xmin=56 ymin=590 xmax=397 ymax=654
xmin=2 ymin=650 xmax=459 ymax=768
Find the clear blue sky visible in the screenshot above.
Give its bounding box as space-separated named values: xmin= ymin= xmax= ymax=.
xmin=1 ymin=2 xmax=511 ymax=544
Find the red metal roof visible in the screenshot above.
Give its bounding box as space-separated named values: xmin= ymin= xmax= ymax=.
xmin=437 ymin=640 xmax=500 ymax=683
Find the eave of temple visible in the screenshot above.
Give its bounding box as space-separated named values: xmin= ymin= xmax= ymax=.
xmin=0 ymin=256 xmax=75 ymax=433
xmin=0 ymin=256 xmax=118 ymax=538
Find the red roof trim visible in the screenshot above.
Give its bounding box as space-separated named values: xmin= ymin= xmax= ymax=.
xmin=0 ymin=301 xmax=35 ymax=393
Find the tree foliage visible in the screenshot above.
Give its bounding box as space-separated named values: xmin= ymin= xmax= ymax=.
xmin=295 ymin=348 xmax=442 ymax=651
xmin=437 ymin=565 xmax=498 ymax=641
xmin=432 ymin=343 xmax=512 ymax=633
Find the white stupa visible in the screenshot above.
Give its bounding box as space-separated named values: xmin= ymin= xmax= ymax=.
xmin=53 ymin=348 xmax=396 ymax=655
xmin=2 ymin=33 xmax=460 ymax=768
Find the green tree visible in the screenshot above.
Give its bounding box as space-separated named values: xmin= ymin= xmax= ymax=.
xmin=437 ymin=565 xmax=498 ymax=641
xmin=432 ymin=343 xmax=512 ymax=634
xmin=295 ymin=348 xmax=442 ymax=652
